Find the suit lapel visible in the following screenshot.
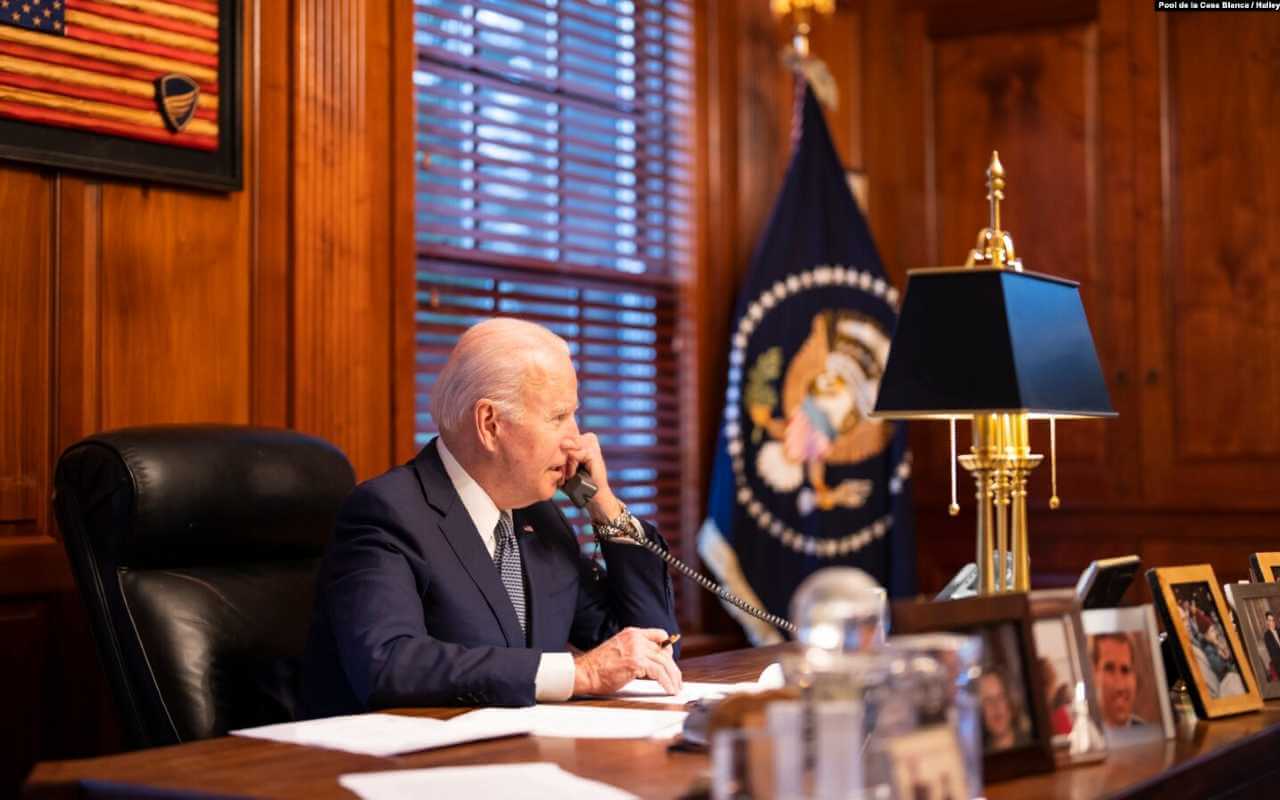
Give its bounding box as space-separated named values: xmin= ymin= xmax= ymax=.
xmin=515 ymin=509 xmax=554 ymax=650
xmin=413 ymin=440 xmax=524 ymax=647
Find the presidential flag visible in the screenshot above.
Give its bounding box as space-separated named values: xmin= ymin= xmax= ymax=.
xmin=0 ymin=0 xmax=220 ymax=150
xmin=698 ymin=82 xmax=914 ymax=645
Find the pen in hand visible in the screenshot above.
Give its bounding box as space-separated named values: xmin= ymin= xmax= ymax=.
xmin=659 ymin=633 xmax=681 ymax=650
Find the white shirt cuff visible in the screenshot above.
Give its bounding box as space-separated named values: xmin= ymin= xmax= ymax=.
xmin=534 ymin=652 xmax=576 ymax=701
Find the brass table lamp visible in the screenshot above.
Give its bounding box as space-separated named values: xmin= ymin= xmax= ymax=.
xmin=872 ymin=153 xmax=1115 ymax=595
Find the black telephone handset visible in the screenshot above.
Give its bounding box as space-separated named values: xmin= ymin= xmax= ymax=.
xmin=561 ymin=464 xmax=599 ymax=510
xmin=562 ymin=464 xmax=797 ymax=635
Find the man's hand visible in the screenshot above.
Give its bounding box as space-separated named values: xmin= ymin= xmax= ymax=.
xmin=562 ymin=432 xmax=622 ymax=523
xmin=572 ymin=627 xmax=683 ymax=696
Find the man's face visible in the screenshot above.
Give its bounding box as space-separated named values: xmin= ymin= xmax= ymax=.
xmin=1267 ymin=614 xmax=1276 ymax=633
xmin=494 ymin=352 xmax=580 ymax=508
xmin=1095 ymin=638 xmax=1137 ymax=727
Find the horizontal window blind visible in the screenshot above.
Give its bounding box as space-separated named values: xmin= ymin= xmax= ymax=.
xmin=411 ymin=0 xmax=694 ymax=590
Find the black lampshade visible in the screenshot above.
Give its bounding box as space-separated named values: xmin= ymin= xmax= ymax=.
xmin=872 ymin=268 xmax=1115 ymax=418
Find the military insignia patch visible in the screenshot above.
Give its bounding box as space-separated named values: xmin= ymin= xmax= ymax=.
xmin=155 ymin=74 xmax=201 ymax=133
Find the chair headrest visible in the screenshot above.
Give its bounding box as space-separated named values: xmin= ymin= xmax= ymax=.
xmin=56 ymin=425 xmax=355 ymax=568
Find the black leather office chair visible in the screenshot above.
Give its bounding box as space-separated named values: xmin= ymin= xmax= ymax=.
xmin=54 ymin=425 xmax=355 ymax=749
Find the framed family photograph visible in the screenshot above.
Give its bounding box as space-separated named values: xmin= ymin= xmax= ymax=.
xmin=1080 ymin=605 xmax=1176 ymax=745
xmin=884 ymin=725 xmax=969 ymax=800
xmin=1249 ymin=552 xmax=1280 ymax=583
xmin=1028 ymin=590 xmax=1107 ymax=765
xmin=891 ymin=593 xmax=1054 ymax=781
xmin=1148 ymin=565 xmax=1263 ymax=719
xmin=1224 ymin=581 xmax=1280 ymax=701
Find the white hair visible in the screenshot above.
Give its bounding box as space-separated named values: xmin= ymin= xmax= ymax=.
xmin=430 ymin=318 xmax=571 ymax=434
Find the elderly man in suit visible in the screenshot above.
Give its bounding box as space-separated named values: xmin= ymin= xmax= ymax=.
xmin=303 ymin=318 xmax=682 ymax=715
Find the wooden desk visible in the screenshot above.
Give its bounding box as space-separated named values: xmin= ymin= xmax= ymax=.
xmin=25 ymin=645 xmax=1280 ymax=799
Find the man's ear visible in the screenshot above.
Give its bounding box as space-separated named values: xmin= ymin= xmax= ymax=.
xmin=474 ymin=399 xmax=501 ymax=452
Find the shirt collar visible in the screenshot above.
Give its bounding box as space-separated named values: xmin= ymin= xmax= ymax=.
xmin=436 ymin=435 xmax=507 ymax=556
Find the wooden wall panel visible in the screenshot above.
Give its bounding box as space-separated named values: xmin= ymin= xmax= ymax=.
xmin=250 ymin=0 xmax=293 ymax=430
xmin=897 ymin=9 xmax=1141 ymax=514
xmin=854 ymin=1 xmax=1280 ymax=596
xmin=1167 ymin=17 xmax=1280 ymax=462
xmin=292 ymin=0 xmax=395 ymax=481
xmin=0 ymin=0 xmax=408 ymax=790
xmin=0 ymin=169 xmax=51 ymax=531
xmin=1142 ymin=15 xmax=1280 ymax=509
xmin=98 ymin=186 xmax=253 ymax=429
xmin=0 ymin=602 xmax=48 ymax=791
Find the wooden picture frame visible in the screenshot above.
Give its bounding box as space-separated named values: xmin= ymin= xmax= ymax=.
xmin=1081 ymin=605 xmax=1176 ymax=744
xmin=1249 ymin=552 xmax=1280 ymax=583
xmin=1147 ymin=565 xmax=1263 ymax=719
xmin=890 ymin=593 xmax=1055 ymax=782
xmin=1223 ymin=581 xmax=1280 ymax=701
xmin=0 ymin=0 xmax=242 ymax=191
xmin=1028 ymin=589 xmax=1107 ymax=766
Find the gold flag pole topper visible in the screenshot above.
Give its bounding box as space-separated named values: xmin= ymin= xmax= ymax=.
xmin=771 ymin=0 xmax=839 ymax=110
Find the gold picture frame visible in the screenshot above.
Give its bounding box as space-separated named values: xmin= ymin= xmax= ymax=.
xmin=1147 ymin=565 xmax=1263 ymax=719
xmin=1249 ymin=552 xmax=1280 ymax=583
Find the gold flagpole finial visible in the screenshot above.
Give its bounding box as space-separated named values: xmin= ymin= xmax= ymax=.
xmin=771 ymin=0 xmax=835 ymax=59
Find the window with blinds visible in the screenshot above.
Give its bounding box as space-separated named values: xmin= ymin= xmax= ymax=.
xmin=411 ymin=1 xmax=694 ymax=586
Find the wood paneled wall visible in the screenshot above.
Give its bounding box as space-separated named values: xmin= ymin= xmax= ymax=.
xmin=5 ymin=0 xmax=1278 ymax=784
xmin=0 ymin=0 xmax=412 ymax=790
xmin=700 ymin=0 xmax=1280 ymax=614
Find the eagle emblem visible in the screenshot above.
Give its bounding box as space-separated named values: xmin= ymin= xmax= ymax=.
xmin=746 ymin=310 xmax=894 ymax=516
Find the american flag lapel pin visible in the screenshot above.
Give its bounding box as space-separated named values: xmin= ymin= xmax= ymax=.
xmin=521 ymin=524 xmax=534 ymax=534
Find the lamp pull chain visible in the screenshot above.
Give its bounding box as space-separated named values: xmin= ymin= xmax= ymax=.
xmin=948 ymin=417 xmax=960 ymax=516
xmin=1049 ymin=417 xmax=1061 ymax=510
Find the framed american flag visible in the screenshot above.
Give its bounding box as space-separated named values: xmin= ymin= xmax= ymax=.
xmin=0 ymin=0 xmax=241 ymax=191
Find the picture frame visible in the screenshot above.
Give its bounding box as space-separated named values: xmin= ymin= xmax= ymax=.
xmin=1249 ymin=552 xmax=1280 ymax=583
xmin=1074 ymin=555 xmax=1141 ymax=609
xmin=1147 ymin=565 xmax=1263 ymax=719
xmin=884 ymin=725 xmax=969 ymax=800
xmin=890 ymin=593 xmax=1055 ymax=782
xmin=1080 ymin=605 xmax=1176 ymax=744
xmin=1223 ymin=581 xmax=1280 ymax=701
xmin=0 ymin=0 xmax=242 ymax=191
xmin=1028 ymin=589 xmax=1107 ymax=766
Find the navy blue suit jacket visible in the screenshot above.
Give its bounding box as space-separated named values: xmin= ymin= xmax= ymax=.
xmin=303 ymin=440 xmax=679 ymax=715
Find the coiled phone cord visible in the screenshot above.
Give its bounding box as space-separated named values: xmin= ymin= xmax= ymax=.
xmin=622 ymin=526 xmax=798 ymax=636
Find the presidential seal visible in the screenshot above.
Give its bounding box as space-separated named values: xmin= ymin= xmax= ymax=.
xmin=722 ymin=265 xmax=911 ymax=559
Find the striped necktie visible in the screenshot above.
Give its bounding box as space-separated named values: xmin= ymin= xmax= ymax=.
xmin=493 ymin=513 xmax=526 ymax=636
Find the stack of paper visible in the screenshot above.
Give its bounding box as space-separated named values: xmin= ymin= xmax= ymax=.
xmin=455 ymin=705 xmax=687 ymax=739
xmin=230 ymin=712 xmax=530 ymax=757
xmin=339 ymin=763 xmax=638 ymax=800
xmin=608 ymin=678 xmax=762 ymax=706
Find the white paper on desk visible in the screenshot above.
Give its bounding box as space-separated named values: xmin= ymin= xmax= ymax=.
xmin=455 ymin=705 xmax=687 ymax=739
xmin=230 ymin=712 xmax=531 ymax=757
xmin=757 ymin=661 xmax=785 ymax=689
xmin=340 ymin=762 xmax=639 ymax=800
xmin=609 ymin=678 xmax=762 ymax=705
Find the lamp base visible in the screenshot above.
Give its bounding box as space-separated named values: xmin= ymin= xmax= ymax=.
xmin=934 ymin=551 xmax=1016 ymax=601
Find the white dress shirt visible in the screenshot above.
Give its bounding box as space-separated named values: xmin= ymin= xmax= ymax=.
xmin=436 ymin=438 xmax=576 ymax=702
